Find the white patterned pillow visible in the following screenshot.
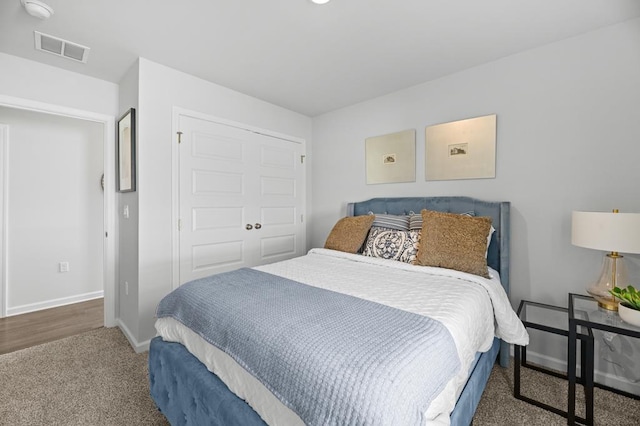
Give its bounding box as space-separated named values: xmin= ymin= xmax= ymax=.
xmin=362 ymin=227 xmax=420 ymax=263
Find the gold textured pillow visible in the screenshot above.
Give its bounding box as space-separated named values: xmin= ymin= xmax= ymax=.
xmin=415 ymin=209 xmax=492 ymax=278
xmin=324 ymin=215 xmax=376 ymax=253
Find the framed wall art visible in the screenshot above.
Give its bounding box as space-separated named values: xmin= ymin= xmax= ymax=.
xmin=365 ymin=129 xmax=416 ymax=184
xmin=116 ymin=108 xmax=136 ymax=192
xmin=425 ymin=114 xmax=496 ymax=181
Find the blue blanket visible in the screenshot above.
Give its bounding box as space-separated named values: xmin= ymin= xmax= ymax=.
xmin=156 ymin=268 xmax=461 ymax=425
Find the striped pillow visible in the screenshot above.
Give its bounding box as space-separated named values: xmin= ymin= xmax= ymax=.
xmin=369 ymin=213 xmax=410 ymax=231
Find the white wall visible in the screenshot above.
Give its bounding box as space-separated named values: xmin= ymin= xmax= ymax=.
xmin=0 ymin=106 xmax=104 ymax=314
xmin=0 ymin=52 xmax=118 ymax=116
xmin=311 ymin=18 xmax=640 ymax=387
xmin=117 ymin=61 xmax=140 ymax=340
xmin=122 ymin=58 xmax=313 ymax=348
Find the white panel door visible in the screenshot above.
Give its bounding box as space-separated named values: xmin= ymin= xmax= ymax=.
xmin=178 ymin=115 xmax=304 ymax=284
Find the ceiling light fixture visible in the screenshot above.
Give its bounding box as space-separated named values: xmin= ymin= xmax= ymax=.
xmin=310 ymin=0 xmax=331 ymax=4
xmin=21 ymin=0 xmax=54 ymax=20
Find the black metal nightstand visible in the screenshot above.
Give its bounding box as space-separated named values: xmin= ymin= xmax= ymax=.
xmin=567 ymin=293 xmax=640 ymax=425
xmin=515 ymin=300 xmax=593 ymax=423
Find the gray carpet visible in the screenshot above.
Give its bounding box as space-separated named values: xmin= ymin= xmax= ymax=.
xmin=474 ymin=361 xmax=640 ymax=425
xmin=0 ymin=327 xmax=638 ymax=425
xmin=0 ymin=327 xmax=168 ymax=425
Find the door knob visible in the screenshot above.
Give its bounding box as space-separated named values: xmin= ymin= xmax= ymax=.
xmin=245 ymin=224 xmax=253 ymax=230
xmin=254 ymin=223 xmax=262 ymax=229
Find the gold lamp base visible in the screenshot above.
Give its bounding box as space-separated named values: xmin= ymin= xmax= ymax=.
xmin=586 ymin=252 xmax=627 ymax=312
xmin=589 ymin=294 xmax=619 ymax=311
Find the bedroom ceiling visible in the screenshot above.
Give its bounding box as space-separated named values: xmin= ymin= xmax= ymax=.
xmin=1 ymin=0 xmax=639 ymax=117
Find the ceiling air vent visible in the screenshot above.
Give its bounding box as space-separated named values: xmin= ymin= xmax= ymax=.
xmin=34 ymin=31 xmax=90 ymax=63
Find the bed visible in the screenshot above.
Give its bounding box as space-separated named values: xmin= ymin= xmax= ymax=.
xmin=149 ymin=196 xmax=528 ymax=426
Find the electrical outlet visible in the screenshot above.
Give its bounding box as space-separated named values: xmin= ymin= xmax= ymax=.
xmin=59 ymin=262 xmax=69 ymax=272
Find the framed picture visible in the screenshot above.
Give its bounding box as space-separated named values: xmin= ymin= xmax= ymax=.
xmin=365 ymin=129 xmax=416 ymax=184
xmin=116 ymin=108 xmax=136 ymax=192
xmin=425 ymin=114 xmax=496 ymax=181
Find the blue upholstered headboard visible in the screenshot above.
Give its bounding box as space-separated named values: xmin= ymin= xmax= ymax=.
xmin=346 ymin=196 xmax=511 ymax=297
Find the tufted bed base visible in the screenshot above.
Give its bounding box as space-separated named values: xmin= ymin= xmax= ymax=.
xmin=149 ymin=336 xmax=266 ymax=426
xmin=149 ymin=335 xmax=500 ymax=426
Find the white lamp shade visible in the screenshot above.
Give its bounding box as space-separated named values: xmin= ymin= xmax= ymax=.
xmin=572 ymin=211 xmax=640 ymax=254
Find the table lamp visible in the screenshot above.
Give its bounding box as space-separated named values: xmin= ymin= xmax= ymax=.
xmin=571 ymin=210 xmax=640 ymax=310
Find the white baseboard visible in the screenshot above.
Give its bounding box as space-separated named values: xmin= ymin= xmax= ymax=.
xmin=116 ymin=318 xmax=151 ymax=353
xmin=524 ymin=348 xmax=640 ymax=395
xmin=521 ymin=349 xmax=580 ymax=376
xmin=6 ymin=290 xmax=104 ymax=316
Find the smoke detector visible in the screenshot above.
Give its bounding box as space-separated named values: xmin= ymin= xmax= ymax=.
xmin=21 ymin=0 xmax=54 ymax=19
xmin=34 ymin=31 xmax=90 ymax=63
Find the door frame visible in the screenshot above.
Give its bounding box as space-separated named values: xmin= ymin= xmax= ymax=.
xmin=171 ymin=107 xmax=306 ymax=290
xmin=0 ymin=94 xmax=116 ymax=326
xmin=0 ymin=124 xmax=6 ymax=318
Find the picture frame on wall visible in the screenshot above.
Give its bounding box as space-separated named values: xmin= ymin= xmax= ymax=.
xmin=365 ymin=129 xmax=416 ymax=184
xmin=116 ymin=108 xmax=136 ymax=192
xmin=425 ymin=114 xmax=497 ymax=181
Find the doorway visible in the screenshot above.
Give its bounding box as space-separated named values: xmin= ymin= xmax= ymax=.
xmin=0 ymin=95 xmax=115 ymax=326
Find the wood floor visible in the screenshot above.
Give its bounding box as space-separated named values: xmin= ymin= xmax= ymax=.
xmin=0 ymin=298 xmax=103 ymax=355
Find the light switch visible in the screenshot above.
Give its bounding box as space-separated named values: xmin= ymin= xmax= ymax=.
xmin=123 ymin=205 xmax=129 ymax=219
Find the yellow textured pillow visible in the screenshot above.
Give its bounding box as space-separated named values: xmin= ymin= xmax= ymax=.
xmin=324 ymin=215 xmax=375 ymax=253
xmin=415 ymin=209 xmax=492 ymax=278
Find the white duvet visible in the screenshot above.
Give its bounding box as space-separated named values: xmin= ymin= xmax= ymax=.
xmin=155 ymin=248 xmax=529 ymax=425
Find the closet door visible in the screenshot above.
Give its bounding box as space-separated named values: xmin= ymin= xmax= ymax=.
xmin=177 ymin=115 xmax=304 ymax=284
